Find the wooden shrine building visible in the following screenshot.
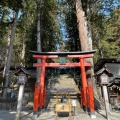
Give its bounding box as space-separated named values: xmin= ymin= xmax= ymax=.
xmin=94 ymin=58 xmax=120 ymax=110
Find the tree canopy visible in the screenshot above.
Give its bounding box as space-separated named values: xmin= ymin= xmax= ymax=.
xmin=0 ymin=0 xmax=119 ymax=65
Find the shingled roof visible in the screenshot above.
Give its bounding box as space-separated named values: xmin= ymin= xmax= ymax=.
xmin=94 ymin=58 xmax=120 ymax=72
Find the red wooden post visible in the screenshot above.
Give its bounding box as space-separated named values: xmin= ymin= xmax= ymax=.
xmin=86 ymin=87 xmax=89 ymax=109
xmin=33 ymin=83 xmax=39 ymax=112
xmin=34 ymin=62 xmax=92 ymax=67
xmin=32 ymin=52 xmax=96 ymax=118
xmin=80 ymin=88 xmax=83 ymax=107
xmin=42 ymin=88 xmax=44 ymax=106
xmin=39 ymin=57 xmax=46 ymax=108
xmin=81 ymin=88 xmax=85 ymax=106
xmin=43 ymin=88 xmax=46 ymax=107
xmin=38 ymin=88 xmax=41 ymax=108
xmin=88 ymin=85 xmax=96 ymax=118
xmin=80 ymin=57 xmax=88 ymax=112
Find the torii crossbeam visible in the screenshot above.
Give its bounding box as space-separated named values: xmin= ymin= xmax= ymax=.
xmin=30 ymin=50 xmax=96 ymax=119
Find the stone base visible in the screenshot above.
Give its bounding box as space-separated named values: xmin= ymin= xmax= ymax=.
xmin=15 ymin=114 xmax=20 ymax=120
xmin=83 ymin=106 xmax=88 ymax=113
xmin=90 ymin=114 xmax=96 ymax=119
xmin=90 ymin=112 xmax=96 ymax=119
xmin=32 ymin=111 xmax=38 ymax=120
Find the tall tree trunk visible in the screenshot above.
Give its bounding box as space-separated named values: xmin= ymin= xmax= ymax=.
xmin=86 ymin=0 xmax=93 ymax=52
xmin=2 ymin=10 xmax=19 ymax=99
xmin=75 ymin=0 xmax=88 ymax=51
xmin=75 ymin=0 xmax=97 ymax=95
xmin=76 ymin=0 xmax=94 ymax=64
xmin=86 ymin=0 xmax=97 ymax=94
xmin=36 ymin=0 xmax=42 ymax=83
xmin=21 ymin=41 xmax=26 ymax=65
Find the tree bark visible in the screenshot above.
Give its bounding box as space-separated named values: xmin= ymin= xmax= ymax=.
xmin=86 ymin=0 xmax=93 ymax=52
xmin=2 ymin=10 xmax=19 ymax=99
xmin=75 ymin=0 xmax=88 ymax=51
xmin=36 ymin=0 xmax=42 ymax=83
xmin=21 ymin=41 xmax=26 ymax=65
xmin=75 ymin=0 xmax=94 ymax=67
xmin=86 ymin=0 xmax=97 ymax=92
xmin=75 ymin=0 xmax=97 ymax=94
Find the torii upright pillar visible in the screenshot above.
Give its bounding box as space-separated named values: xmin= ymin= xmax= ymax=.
xmin=39 ymin=57 xmax=46 ymax=109
xmin=33 ymin=57 xmax=46 ymax=118
xmin=80 ymin=57 xmax=96 ymax=118
xmin=80 ymin=57 xmax=88 ymax=112
xmin=30 ymin=50 xmax=96 ymax=119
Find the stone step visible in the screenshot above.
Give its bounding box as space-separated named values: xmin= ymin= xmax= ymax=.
xmin=37 ymin=74 xmax=81 ymax=119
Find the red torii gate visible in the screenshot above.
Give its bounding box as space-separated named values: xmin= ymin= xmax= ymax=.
xmin=30 ymin=50 xmax=96 ymax=118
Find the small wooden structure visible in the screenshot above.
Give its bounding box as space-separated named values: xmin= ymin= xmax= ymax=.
xmin=94 ymin=58 xmax=120 ymax=110
xmin=15 ymin=67 xmax=29 ymax=120
xmin=108 ymin=76 xmax=120 ymax=109
xmin=51 ymin=88 xmax=75 ymax=117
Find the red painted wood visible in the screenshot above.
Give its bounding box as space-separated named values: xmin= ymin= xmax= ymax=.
xmin=32 ymin=53 xmax=95 ymax=112
xmin=67 ymin=54 xmax=93 ymax=58
xmin=45 ymin=88 xmax=46 ymax=106
xmin=33 ymin=83 xmax=39 ymax=111
xmin=39 ymin=58 xmax=46 ymax=108
xmin=33 ymin=54 xmax=93 ymax=59
xmin=80 ymin=88 xmax=83 ymax=106
xmin=80 ymin=58 xmax=88 ymax=109
xmin=88 ymin=85 xmax=95 ymax=112
xmin=38 ymin=88 xmax=41 ymax=108
xmin=33 ymin=55 xmax=58 ymax=59
xmin=33 ymin=62 xmax=92 ymax=67
xmin=86 ymin=87 xmax=89 ymax=108
xmin=43 ymin=88 xmax=46 ymax=107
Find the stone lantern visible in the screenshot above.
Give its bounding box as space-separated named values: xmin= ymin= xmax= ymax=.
xmin=15 ymin=67 xmax=29 ymax=120
xmin=96 ymin=68 xmax=113 ymax=120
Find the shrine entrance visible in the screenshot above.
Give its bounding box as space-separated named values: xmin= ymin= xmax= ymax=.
xmin=30 ymin=50 xmax=96 ymax=119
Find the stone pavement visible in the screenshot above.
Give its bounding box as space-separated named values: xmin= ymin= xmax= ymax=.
xmin=0 ymin=109 xmax=120 ymax=120
xmin=0 ymin=75 xmax=120 ymax=120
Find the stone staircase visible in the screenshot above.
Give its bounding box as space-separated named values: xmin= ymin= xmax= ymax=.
xmin=36 ymin=74 xmax=81 ymax=120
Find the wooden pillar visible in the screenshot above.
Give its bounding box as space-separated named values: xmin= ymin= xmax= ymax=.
xmin=39 ymin=57 xmax=46 ymax=109
xmin=80 ymin=88 xmax=83 ymax=107
xmin=88 ymin=85 xmax=94 ymax=111
xmin=86 ymin=66 xmax=96 ymax=118
xmin=56 ymin=93 xmax=58 ymax=117
xmin=15 ymin=84 xmax=25 ymax=120
xmin=43 ymin=88 xmax=46 ymax=107
xmin=33 ymin=83 xmax=39 ymax=113
xmin=38 ymin=88 xmax=41 ymax=108
xmin=102 ymin=86 xmax=110 ymax=120
xmin=86 ymin=87 xmax=89 ymax=109
xmin=88 ymin=85 xmax=96 ymax=118
xmin=80 ymin=57 xmax=88 ymax=112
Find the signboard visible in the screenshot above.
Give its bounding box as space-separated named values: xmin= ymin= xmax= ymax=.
xmin=101 ymin=75 xmax=108 ymax=83
xmin=72 ymin=100 xmax=76 ymax=107
xmin=100 ymin=73 xmax=109 ymax=85
xmin=59 ymin=55 xmax=66 ymax=64
xmin=18 ymin=75 xmax=26 ymax=83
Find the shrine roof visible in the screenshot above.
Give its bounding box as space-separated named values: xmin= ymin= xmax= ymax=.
xmin=94 ymin=58 xmax=120 ymax=72
xmin=15 ymin=67 xmax=30 ymax=76
xmin=94 ymin=67 xmax=113 ymax=77
xmin=29 ymin=50 xmax=96 ymax=55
